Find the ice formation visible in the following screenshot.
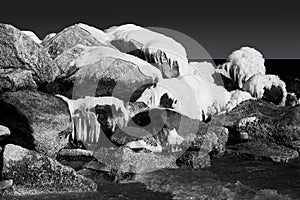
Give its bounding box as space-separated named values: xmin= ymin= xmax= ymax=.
xmin=105 ymin=24 xmax=190 ymax=77
xmin=137 ymin=74 xmax=231 ymax=121
xmin=243 ymin=74 xmax=287 ymax=106
xmin=226 ymin=90 xmax=255 ymax=112
xmin=56 ymin=95 xmax=129 ymax=147
xmin=217 ymin=47 xmax=266 ymax=89
xmin=21 ymin=30 xmax=42 ymax=44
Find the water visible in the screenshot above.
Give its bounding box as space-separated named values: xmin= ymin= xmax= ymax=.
xmin=3 ymin=158 xmax=299 ymax=200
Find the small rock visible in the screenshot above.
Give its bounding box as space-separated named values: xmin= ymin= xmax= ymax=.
xmin=0 ymin=125 xmax=10 ymax=139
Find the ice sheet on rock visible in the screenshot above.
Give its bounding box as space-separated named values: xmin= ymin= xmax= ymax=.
xmin=56 ymin=95 xmax=129 ymax=148
xmin=226 ymin=90 xmax=255 ymax=112
xmin=217 ymin=47 xmax=266 ymax=89
xmin=243 ymin=74 xmax=287 ymax=106
xmin=21 ymin=30 xmax=42 ymax=44
xmin=105 ymin=24 xmax=189 ymax=77
xmin=137 ymin=74 xmax=231 ymax=121
xmin=69 ymin=45 xmax=163 ymax=80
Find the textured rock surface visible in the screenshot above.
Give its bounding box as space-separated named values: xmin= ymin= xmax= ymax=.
xmin=47 ymin=45 xmax=162 ymax=100
xmin=225 ymin=141 xmax=299 ymax=163
xmin=2 ymin=144 xmax=97 ymax=196
xmin=0 ymin=23 xmax=60 ymax=89
xmin=94 ymin=147 xmax=177 ymax=174
xmin=105 ymin=24 xmax=189 ymax=78
xmin=0 ymin=90 xmax=72 ymax=157
xmin=210 ymin=99 xmax=300 ymax=155
xmin=135 ymin=169 xmax=291 ymax=200
xmin=43 ymin=23 xmax=113 ymax=59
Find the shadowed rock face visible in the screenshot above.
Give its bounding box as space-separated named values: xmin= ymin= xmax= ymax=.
xmin=261 ymin=85 xmax=284 ymax=105
xmin=0 ymin=90 xmax=72 ymax=157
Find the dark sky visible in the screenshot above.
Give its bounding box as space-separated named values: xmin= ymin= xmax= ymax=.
xmin=1 ymin=1 xmax=299 ymax=59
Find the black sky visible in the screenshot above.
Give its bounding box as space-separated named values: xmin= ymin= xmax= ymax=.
xmin=1 ymin=1 xmax=300 ymax=58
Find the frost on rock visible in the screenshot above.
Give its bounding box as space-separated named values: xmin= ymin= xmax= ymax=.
xmin=243 ymin=74 xmax=287 ymax=106
xmin=226 ymin=90 xmax=255 ymax=112
xmin=56 ymin=95 xmax=129 ymax=150
xmin=137 ymin=74 xmax=231 ymax=121
xmin=21 ymin=30 xmax=42 ymax=44
xmin=105 ymin=24 xmax=189 ymax=78
xmin=217 ymin=47 xmax=266 ymax=89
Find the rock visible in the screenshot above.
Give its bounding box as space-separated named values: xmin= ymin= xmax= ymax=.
xmin=0 ymin=180 xmax=13 ymax=190
xmin=226 ymin=90 xmax=254 ymax=112
xmin=0 ymin=125 xmax=10 ymax=140
xmin=2 ymin=144 xmax=97 ymax=196
xmin=210 ymin=99 xmax=300 ymax=152
xmin=217 ymin=46 xmax=266 ymax=89
xmin=47 ymin=45 xmax=162 ymax=100
xmin=21 ymin=30 xmax=41 ymax=44
xmin=105 ymin=24 xmax=189 ymax=78
xmin=285 ymin=92 xmax=298 ymax=106
xmin=0 ymin=69 xmax=37 ymax=93
xmin=41 ymin=33 xmax=56 ymax=46
xmin=176 ymin=151 xmax=211 ymax=169
xmin=243 ymin=74 xmax=287 ymax=106
xmin=94 ymin=147 xmax=178 ymax=174
xmin=0 ymin=23 xmax=60 ymax=88
xmin=83 ymin=160 xmax=109 ymax=172
xmin=135 ymin=169 xmax=291 ymax=200
xmin=57 ymin=149 xmax=95 ymax=170
xmin=225 ymin=141 xmax=299 ymax=163
xmin=136 ymin=74 xmax=231 ymax=121
xmin=0 ymin=90 xmax=72 ymax=157
xmin=43 ymin=23 xmax=113 ymax=59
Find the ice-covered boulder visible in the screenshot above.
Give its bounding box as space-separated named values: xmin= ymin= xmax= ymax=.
xmin=47 ymin=45 xmax=162 ymax=100
xmin=243 ymin=74 xmax=287 ymax=106
xmin=188 ymin=62 xmax=224 ymax=85
xmin=43 ymin=23 xmax=114 ymax=59
xmin=226 ymin=90 xmax=254 ymax=111
xmin=217 ymin=47 xmax=266 ymax=89
xmin=137 ymin=74 xmax=231 ymax=121
xmin=105 ymin=24 xmax=189 ymax=78
xmin=21 ymin=30 xmax=42 ymax=44
xmin=0 ymin=23 xmax=60 ymax=90
xmin=56 ymin=95 xmax=130 ymax=150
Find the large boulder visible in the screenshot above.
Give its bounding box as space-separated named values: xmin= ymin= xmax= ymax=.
xmin=0 ymin=23 xmax=60 ymax=91
xmin=47 ymin=45 xmax=162 ymax=100
xmin=2 ymin=144 xmax=97 ymax=196
xmin=217 ymin=47 xmax=266 ymax=89
xmin=0 ymin=90 xmax=72 ymax=157
xmin=43 ymin=23 xmax=114 ymax=59
xmin=105 ymin=24 xmax=189 ymax=78
xmin=136 ymin=74 xmax=231 ymax=121
xmin=210 ymin=99 xmax=300 ymax=158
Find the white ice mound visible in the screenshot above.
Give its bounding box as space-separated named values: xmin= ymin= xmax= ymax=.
xmin=21 ymin=30 xmax=42 ymax=44
xmin=217 ymin=47 xmax=266 ymax=89
xmin=243 ymin=74 xmax=287 ymax=106
xmin=226 ymin=90 xmax=255 ymax=112
xmin=56 ymin=95 xmax=129 ymax=148
xmin=105 ymin=24 xmax=189 ymax=78
xmin=137 ymin=74 xmax=231 ymax=121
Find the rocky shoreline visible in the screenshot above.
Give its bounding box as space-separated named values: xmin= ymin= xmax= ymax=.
xmin=0 ymin=22 xmax=299 ymax=199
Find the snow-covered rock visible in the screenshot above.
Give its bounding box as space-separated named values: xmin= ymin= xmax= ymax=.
xmin=286 ymin=92 xmax=298 ymax=106
xmin=217 ymin=47 xmax=266 ymax=89
xmin=105 ymin=24 xmax=189 ymax=78
xmin=243 ymin=74 xmax=287 ymax=106
xmin=137 ymin=74 xmax=231 ymax=121
xmin=43 ymin=23 xmax=114 ymax=59
xmin=41 ymin=33 xmax=56 ymax=45
xmin=226 ymin=90 xmax=254 ymax=111
xmin=56 ymin=95 xmax=130 ymax=150
xmin=21 ymin=30 xmax=42 ymax=44
xmin=47 ymin=45 xmax=162 ymax=100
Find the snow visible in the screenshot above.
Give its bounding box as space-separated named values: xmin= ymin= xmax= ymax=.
xmin=77 ymin=23 xmax=113 ymax=43
xmin=217 ymin=47 xmax=266 ymax=88
xmin=21 ymin=30 xmax=42 ymax=44
xmin=242 ymin=74 xmax=287 ymax=105
xmin=126 ymin=139 xmax=162 ymax=153
xmin=67 ymin=45 xmax=163 ymax=80
xmin=226 ymin=90 xmax=254 ymax=111
xmin=105 ymin=24 xmax=189 ymax=76
xmin=56 ymin=95 xmax=129 ymax=146
xmin=188 ymin=62 xmax=217 ymax=83
xmin=137 ymin=74 xmax=231 ymax=121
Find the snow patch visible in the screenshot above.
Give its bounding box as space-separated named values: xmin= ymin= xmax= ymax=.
xmin=125 ymin=140 xmax=162 ymax=153
xmin=226 ymin=90 xmax=254 ymax=112
xmin=22 ymin=30 xmax=42 ymax=44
